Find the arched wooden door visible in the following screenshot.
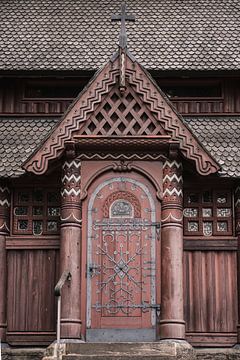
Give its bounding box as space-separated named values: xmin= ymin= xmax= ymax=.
xmin=85 ymin=173 xmax=160 ymax=341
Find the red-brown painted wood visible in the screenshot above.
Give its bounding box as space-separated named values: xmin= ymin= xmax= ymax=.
xmin=184 ymin=251 xmax=237 ymax=339
xmin=0 ymin=182 xmax=10 ymax=342
xmin=81 ymin=163 xmax=161 ymax=338
xmin=235 ymin=185 xmax=240 ymax=342
xmin=7 ymin=250 xmax=58 ymax=334
xmin=1 ymin=77 xmax=240 ymax=116
xmin=60 ymin=159 xmax=82 ymax=338
xmin=160 ymin=159 xmax=185 ymax=339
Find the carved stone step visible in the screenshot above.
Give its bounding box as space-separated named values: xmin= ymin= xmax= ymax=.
xmin=58 ymin=340 xmax=196 ymax=360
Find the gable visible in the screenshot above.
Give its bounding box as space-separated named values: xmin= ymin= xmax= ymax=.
xmin=78 ymin=83 xmax=167 ymax=136
xmin=23 ymin=53 xmax=220 ymax=176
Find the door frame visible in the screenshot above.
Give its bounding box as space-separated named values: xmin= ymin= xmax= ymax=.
xmin=80 ymin=163 xmax=162 ymax=341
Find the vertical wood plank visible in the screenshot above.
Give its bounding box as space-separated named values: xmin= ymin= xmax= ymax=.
xmin=7 ymin=250 xmax=58 ymax=332
xmin=184 ymin=250 xmax=237 ymax=333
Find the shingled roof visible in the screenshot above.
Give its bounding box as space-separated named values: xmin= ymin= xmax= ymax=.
xmin=0 ymin=116 xmax=239 ymax=178
xmin=0 ymin=0 xmax=239 ymax=72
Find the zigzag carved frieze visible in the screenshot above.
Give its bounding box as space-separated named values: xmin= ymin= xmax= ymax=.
xmin=126 ymin=65 xmax=220 ymax=176
xmin=61 ymin=188 xmax=81 ymax=197
xmin=62 ymin=161 xmax=81 ymax=169
xmin=24 ymin=66 xmax=119 ymax=174
xmin=163 ymin=174 xmax=183 ymax=183
xmin=62 ymin=174 xmax=81 ymax=183
xmin=23 ymin=54 xmax=220 ymax=176
xmin=0 ymin=199 xmax=10 ymax=207
xmin=163 ymin=188 xmax=183 ymax=198
xmin=0 ymin=186 xmax=10 ymax=193
xmin=163 ymin=161 xmax=182 ymax=169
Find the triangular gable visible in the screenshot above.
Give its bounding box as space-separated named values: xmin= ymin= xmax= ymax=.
xmin=78 ymin=83 xmax=167 ymax=136
xmin=23 ymin=53 xmax=220 ymax=176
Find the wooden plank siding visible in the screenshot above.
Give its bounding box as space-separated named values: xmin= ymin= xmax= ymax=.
xmin=184 ymin=250 xmax=238 ymax=346
xmin=6 ymin=249 xmax=59 ymax=345
xmin=0 ymin=77 xmax=240 ymax=116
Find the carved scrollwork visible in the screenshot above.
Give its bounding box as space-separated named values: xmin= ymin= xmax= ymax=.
xmin=103 ymin=191 xmax=141 ymax=218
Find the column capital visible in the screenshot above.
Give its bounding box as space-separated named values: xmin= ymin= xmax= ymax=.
xmin=162 ymin=159 xmax=183 ymax=228
xmin=61 ymin=159 xmax=82 ymax=227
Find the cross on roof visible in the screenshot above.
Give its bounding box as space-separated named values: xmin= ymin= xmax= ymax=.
xmin=112 ymin=2 xmax=135 ymax=49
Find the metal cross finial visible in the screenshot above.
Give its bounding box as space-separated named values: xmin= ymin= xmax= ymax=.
xmin=112 ymin=2 xmax=135 ymax=49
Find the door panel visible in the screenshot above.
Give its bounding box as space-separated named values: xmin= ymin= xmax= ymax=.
xmin=86 ymin=176 xmax=159 ymax=333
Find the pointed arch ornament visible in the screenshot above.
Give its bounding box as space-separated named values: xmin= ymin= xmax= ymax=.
xmin=23 ymin=53 xmax=220 ymax=176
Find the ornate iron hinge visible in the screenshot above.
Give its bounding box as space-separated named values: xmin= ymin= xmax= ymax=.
xmin=92 ymin=302 xmax=161 ymax=313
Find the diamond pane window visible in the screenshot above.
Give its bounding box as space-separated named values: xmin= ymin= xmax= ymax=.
xmin=18 ymin=220 xmax=28 ymax=230
xmin=14 ymin=188 xmax=60 ymax=235
xmin=217 ymin=208 xmax=231 ymax=217
xmin=217 ymin=222 xmax=228 ymax=232
xmin=188 ymin=222 xmax=199 ymax=232
xmin=183 ymin=208 xmax=198 ymax=217
xmin=48 ymin=207 xmax=60 ymax=216
xmin=47 ymin=221 xmax=58 ymax=232
xmin=33 ymin=220 xmax=43 ymax=235
xmin=202 ymin=208 xmax=212 ymax=217
xmin=33 ymin=206 xmax=43 ymax=216
xmin=14 ymin=207 xmax=28 ymax=216
xmin=203 ymin=222 xmax=213 ymax=236
xmin=217 ymin=194 xmax=227 ymax=204
xmin=184 ymin=188 xmax=232 ymax=236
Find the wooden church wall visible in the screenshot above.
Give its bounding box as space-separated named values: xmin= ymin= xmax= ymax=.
xmin=184 ymin=250 xmax=237 ymax=346
xmin=1 ymin=77 xmax=240 ymax=116
xmin=5 ymin=178 xmax=60 ymax=345
xmin=183 ymin=180 xmax=238 ymax=346
xmin=6 ymin=249 xmax=59 ymax=344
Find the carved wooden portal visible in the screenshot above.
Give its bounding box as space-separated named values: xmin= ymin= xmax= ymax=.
xmin=86 ymin=175 xmax=159 ymax=341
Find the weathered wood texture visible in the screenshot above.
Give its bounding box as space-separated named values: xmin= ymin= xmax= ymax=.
xmin=184 ymin=250 xmax=237 ymax=346
xmin=7 ymin=249 xmax=59 ymax=344
xmin=1 ymin=78 xmax=240 ymax=116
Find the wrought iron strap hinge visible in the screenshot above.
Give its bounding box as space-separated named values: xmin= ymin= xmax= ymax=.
xmin=92 ymin=302 xmax=161 ymax=313
xmin=151 ymin=222 xmax=161 ymax=229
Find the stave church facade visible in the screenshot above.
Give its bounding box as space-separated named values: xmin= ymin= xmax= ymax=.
xmin=0 ymin=1 xmax=240 ymax=358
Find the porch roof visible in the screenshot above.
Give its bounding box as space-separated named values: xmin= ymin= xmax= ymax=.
xmin=0 ymin=116 xmax=239 ymax=179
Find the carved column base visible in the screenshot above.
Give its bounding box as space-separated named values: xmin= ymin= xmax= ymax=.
xmin=159 ymin=321 xmax=185 ymax=340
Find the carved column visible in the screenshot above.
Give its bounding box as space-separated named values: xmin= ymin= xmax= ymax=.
xmin=160 ymin=159 xmax=185 ymax=339
xmin=0 ymin=182 xmax=10 ymax=343
xmin=60 ymin=159 xmax=82 ymax=338
xmin=235 ymin=185 xmax=240 ymax=342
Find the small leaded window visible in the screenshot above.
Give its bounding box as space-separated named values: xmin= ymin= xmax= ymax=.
xmin=13 ymin=188 xmax=60 ymax=235
xmin=184 ymin=188 xmax=232 ymax=236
